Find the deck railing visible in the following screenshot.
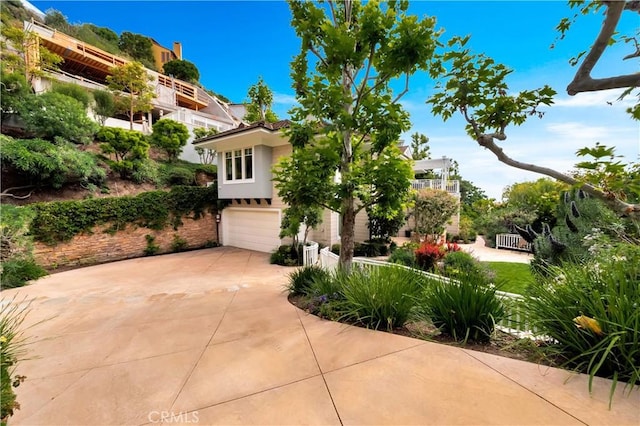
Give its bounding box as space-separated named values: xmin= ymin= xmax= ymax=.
xmin=411 ymin=179 xmax=459 ymax=194
xmin=317 ymin=247 xmax=538 ymax=338
xmin=496 ymin=234 xmax=533 ymax=252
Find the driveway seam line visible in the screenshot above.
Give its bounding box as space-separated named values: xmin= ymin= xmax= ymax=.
xmin=320 ymin=340 xmax=427 ymax=375
xmin=296 ymin=308 xmax=344 ymax=426
xmin=15 ymin=367 xmax=94 ymax=422
xmin=169 ymin=289 xmax=238 ymax=410
xmin=460 ymin=349 xmax=588 ymax=425
xmin=183 ymin=373 xmax=325 ymax=414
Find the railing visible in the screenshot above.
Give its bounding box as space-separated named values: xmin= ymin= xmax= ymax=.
xmin=319 ymin=246 xmax=340 ymax=270
xmin=317 ymin=247 xmax=538 ymax=338
xmin=303 ymin=241 xmax=319 ymax=266
xmin=29 ymin=20 xmax=126 ymax=68
xmin=162 ymin=108 xmax=230 ymax=132
xmin=496 ymin=234 xmax=532 ymax=252
xmin=44 ymin=69 xmax=107 ymax=91
xmin=411 ymin=179 xmax=460 ymax=194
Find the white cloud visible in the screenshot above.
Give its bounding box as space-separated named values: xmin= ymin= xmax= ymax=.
xmin=545 ymin=122 xmax=609 ymax=140
xmin=552 ymin=89 xmax=634 ymax=108
xmin=273 ymin=92 xmax=298 ymax=105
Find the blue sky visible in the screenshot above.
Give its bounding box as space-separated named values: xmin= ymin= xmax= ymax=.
xmin=30 ymin=1 xmax=639 ymax=199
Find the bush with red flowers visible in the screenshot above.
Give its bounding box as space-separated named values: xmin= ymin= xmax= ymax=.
xmin=415 ymin=241 xmax=461 ymax=271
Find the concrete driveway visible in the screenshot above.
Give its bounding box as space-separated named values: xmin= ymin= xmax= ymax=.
xmin=4 ymin=247 xmax=638 ymax=425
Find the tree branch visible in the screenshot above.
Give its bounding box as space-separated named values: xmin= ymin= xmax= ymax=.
xmin=476 ymin=134 xmax=640 ymax=217
xmin=624 ymin=0 xmax=640 ymax=12
xmin=0 ymin=185 xmax=35 ymax=199
xmin=392 ymin=72 xmax=410 ymax=104
xmin=567 ymin=1 xmax=640 ymax=94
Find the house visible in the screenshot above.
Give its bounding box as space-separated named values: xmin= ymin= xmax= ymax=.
xmin=150 ymin=38 xmax=182 ymax=70
xmin=194 ymin=121 xmax=460 ymax=253
xmin=22 ymin=19 xmax=242 ymax=162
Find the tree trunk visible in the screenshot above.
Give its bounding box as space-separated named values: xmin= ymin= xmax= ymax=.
xmin=339 ymin=196 xmax=356 ymax=272
xmin=129 ymin=92 xmax=134 ymax=130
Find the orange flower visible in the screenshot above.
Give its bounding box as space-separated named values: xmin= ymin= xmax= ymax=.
xmin=573 ymin=315 xmax=604 ymax=336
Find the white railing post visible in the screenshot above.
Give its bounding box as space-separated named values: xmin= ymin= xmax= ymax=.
xmin=303 ymin=241 xmax=319 ymax=266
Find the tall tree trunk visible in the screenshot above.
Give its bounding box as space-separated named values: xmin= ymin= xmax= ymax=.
xmin=339 ymin=196 xmax=356 ymax=272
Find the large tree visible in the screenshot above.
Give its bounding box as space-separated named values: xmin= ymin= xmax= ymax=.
xmin=106 ymin=61 xmax=155 ymax=130
xmin=276 ymin=0 xmax=439 ymax=269
xmin=243 ymin=77 xmax=278 ymax=123
xmin=118 ymin=32 xmax=155 ymax=70
xmin=163 ymin=59 xmax=200 ymax=83
xmin=429 ymin=1 xmax=640 ymax=219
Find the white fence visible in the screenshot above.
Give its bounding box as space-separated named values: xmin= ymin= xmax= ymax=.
xmin=303 ymin=241 xmax=319 ymax=266
xmin=317 ymin=247 xmax=537 ymax=338
xmin=319 ymin=246 xmax=340 ymax=270
xmin=496 ymin=234 xmax=533 ymax=252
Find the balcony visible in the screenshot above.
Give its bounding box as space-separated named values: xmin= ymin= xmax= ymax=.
xmin=411 ymin=179 xmax=460 ymax=195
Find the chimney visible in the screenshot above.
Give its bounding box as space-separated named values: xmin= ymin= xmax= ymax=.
xmin=173 ymin=42 xmax=182 ymax=60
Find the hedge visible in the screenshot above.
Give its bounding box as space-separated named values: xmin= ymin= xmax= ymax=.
xmin=29 ymin=186 xmax=219 ymax=245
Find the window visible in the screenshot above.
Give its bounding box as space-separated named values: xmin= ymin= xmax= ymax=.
xmin=223 ymin=147 xmax=254 ymax=182
xmin=244 ymin=148 xmax=253 ymax=179
xmin=225 ymin=152 xmax=232 ymax=181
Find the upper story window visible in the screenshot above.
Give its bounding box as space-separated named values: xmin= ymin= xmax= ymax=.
xmin=223 ymin=147 xmax=253 ymax=182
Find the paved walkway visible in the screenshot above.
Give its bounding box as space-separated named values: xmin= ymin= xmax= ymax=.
xmin=4 ymin=248 xmax=638 ymax=425
xmin=459 ymin=236 xmax=533 ymax=264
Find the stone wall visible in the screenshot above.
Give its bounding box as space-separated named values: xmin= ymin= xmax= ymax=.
xmin=34 ymin=213 xmax=218 ymax=269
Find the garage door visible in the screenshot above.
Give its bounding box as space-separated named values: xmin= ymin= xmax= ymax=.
xmin=222 ymin=208 xmax=281 ymax=253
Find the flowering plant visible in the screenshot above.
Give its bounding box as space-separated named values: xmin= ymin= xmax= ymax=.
xmin=415 ymin=241 xmax=460 ymax=271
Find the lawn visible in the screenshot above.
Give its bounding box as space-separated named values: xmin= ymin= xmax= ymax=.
xmin=482 ymin=262 xmax=535 ymax=295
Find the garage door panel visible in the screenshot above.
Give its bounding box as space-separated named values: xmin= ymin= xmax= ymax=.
xmin=223 ymin=209 xmax=281 ymax=252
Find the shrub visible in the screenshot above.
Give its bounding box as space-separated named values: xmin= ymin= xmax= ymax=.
xmin=270 ymin=245 xmax=301 ymax=266
xmin=170 ymin=234 xmax=188 ymax=252
xmin=366 ymin=204 xmax=405 ymax=240
xmin=92 ymin=89 xmax=116 ymax=126
xmin=421 ymin=269 xmax=505 ymax=343
xmin=97 ymin=127 xmax=149 ymax=180
xmin=456 ymin=215 xmax=477 ymax=243
xmin=0 ymin=135 xmax=106 ymax=189
xmin=149 ymin=119 xmax=190 ymax=161
xmin=530 ymin=192 xmax=625 ymax=274
xmin=526 ymin=244 xmax=640 ymax=400
xmin=415 ymin=241 xmax=461 ymax=272
xmin=143 ymin=234 xmax=160 ymax=256
xmin=20 ymin=92 xmax=99 ymax=144
xmin=0 ymin=259 xmax=46 ymax=288
xmin=0 ymin=204 xmax=46 ymax=289
xmin=388 ymin=247 xmax=416 ymax=267
xmin=286 ymin=265 xmax=330 ymax=296
xmin=130 ymin=159 xmax=160 ymax=184
xmin=339 ymin=265 xmax=426 ymax=330
xmin=360 ymin=239 xmax=390 ymax=257
xmin=330 ymin=244 xmax=341 ymax=255
xmin=442 ymin=251 xmax=484 ymax=278
xmin=0 ymin=297 xmax=30 ymax=423
xmin=408 ymin=189 xmax=458 ymax=240
xmin=51 ymin=82 xmax=92 ymax=109
xmin=163 ymin=167 xmax=196 ymax=186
